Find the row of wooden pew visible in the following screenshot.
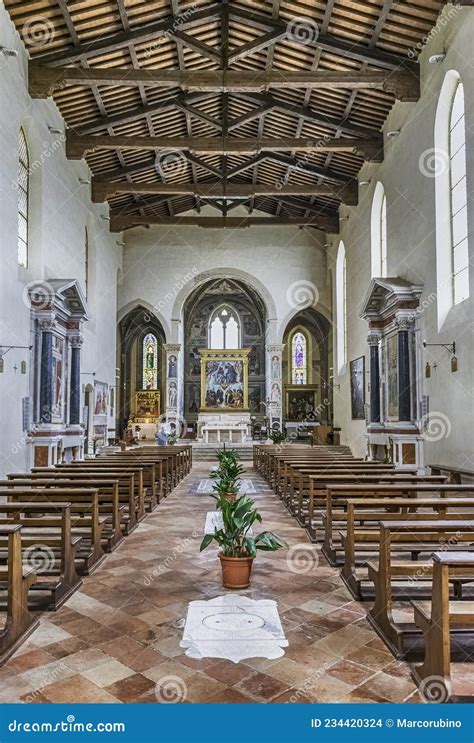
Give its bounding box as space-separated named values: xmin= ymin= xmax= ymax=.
xmin=255 ymin=444 xmax=474 ymax=703
xmin=0 ymin=444 xmax=192 ymax=665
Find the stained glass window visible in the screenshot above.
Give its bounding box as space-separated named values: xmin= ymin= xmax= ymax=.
xmin=449 ymin=81 xmax=469 ymax=305
xmin=18 ymin=128 xmax=29 ymax=267
xmin=142 ymin=333 xmax=158 ymax=389
xmin=291 ymin=331 xmax=307 ymax=384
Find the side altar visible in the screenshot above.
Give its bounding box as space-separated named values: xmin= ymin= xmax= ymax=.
xmin=197 ymin=349 xmax=252 ymax=443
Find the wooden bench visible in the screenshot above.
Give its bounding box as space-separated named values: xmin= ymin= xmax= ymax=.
xmin=4 ymin=476 xmax=124 ymax=551
xmin=322 ymin=483 xmax=474 ymax=561
xmin=338 ymin=498 xmax=474 ymax=599
xmin=2 ymin=488 xmax=105 ymax=575
xmin=0 ymin=525 xmax=39 ymax=665
xmin=0 ymin=502 xmax=82 ymax=610
xmin=411 ymin=552 xmax=474 ymax=703
xmin=367 ymin=520 xmax=474 ymax=659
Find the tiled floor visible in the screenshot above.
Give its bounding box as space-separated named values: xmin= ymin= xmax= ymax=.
xmin=2 ymin=462 xmax=425 ymax=704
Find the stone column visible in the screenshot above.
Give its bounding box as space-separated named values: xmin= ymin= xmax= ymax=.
xmin=164 ymin=343 xmax=182 ymax=432
xmin=39 ymin=318 xmax=55 ymax=424
xmin=396 ymin=318 xmax=412 ymax=422
xmin=266 ymin=344 xmax=285 ymax=428
xmin=367 ymin=331 xmax=382 ymax=424
xmin=69 ymin=336 xmax=83 ymax=425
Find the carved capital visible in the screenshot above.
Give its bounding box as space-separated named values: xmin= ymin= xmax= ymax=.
xmin=69 ymin=335 xmax=84 ymax=349
xmin=266 ymin=344 xmax=285 ymax=355
xmin=164 ymin=344 xmax=181 ymax=355
xmin=367 ymin=331 xmax=382 ymax=347
xmin=395 ymin=316 xmax=413 ymax=332
xmin=39 ymin=317 xmax=55 ymax=332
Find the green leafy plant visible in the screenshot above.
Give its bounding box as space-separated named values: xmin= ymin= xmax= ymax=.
xmin=200 ymin=495 xmax=288 ymax=558
xmin=167 ymin=432 xmax=177 ymax=445
xmin=269 ymin=430 xmax=286 ymax=444
xmin=210 ymin=447 xmax=245 ymax=496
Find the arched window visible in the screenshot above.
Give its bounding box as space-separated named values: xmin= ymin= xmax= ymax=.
xmin=291 ymin=331 xmax=307 ymax=384
xmin=336 ymin=241 xmax=347 ymax=373
xmin=18 ymin=128 xmax=29 ymax=267
xmin=371 ymin=182 xmax=388 ymax=278
xmin=435 ymin=71 xmax=470 ymax=328
xmin=142 ymin=333 xmax=158 ymax=389
xmin=209 ymin=305 xmax=240 ymax=349
xmin=449 ymin=80 xmax=469 ymax=305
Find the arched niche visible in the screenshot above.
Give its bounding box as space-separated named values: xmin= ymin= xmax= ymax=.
xmin=183 ymin=277 xmax=266 ymax=421
xmin=117 ymin=306 xmax=166 ymax=431
xmin=282 ymin=308 xmax=332 ymax=424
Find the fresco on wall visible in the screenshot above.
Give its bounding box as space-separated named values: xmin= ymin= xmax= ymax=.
xmin=204 ymin=359 xmax=244 ymax=409
xmin=94 ymin=381 xmax=109 ymax=416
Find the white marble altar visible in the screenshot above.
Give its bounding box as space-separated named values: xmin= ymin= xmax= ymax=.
xmin=197 ymin=412 xmax=252 ymax=442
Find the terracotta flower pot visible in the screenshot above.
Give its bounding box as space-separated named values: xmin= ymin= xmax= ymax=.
xmin=219 ymin=553 xmax=254 ymax=589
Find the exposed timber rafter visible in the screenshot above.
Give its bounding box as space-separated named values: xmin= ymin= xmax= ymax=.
xmin=66 ymin=134 xmax=383 ymax=161
xmin=29 ymin=65 xmax=419 ymax=101
xmin=109 ymin=214 xmax=340 ymax=233
xmin=92 ymin=180 xmax=358 ymax=205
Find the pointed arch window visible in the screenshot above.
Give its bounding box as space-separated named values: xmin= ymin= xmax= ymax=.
xmin=209 ymin=305 xmax=240 ymax=349
xmin=142 ymin=333 xmax=158 ymax=389
xmin=84 ymin=227 xmax=89 ymax=298
xmin=371 ymin=182 xmax=388 ymax=278
xmin=336 ymin=241 xmax=347 ymax=373
xmin=291 ymin=331 xmax=307 ymax=384
xmin=18 ymin=128 xmax=29 ymax=267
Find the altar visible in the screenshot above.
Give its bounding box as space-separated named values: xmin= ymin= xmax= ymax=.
xmin=198 ymin=414 xmax=251 ymax=443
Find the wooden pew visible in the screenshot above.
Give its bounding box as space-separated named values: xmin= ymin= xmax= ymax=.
xmin=2 ymin=488 xmax=105 ymax=575
xmin=4 ymin=476 xmax=124 ymax=551
xmin=0 ymin=502 xmax=82 ymax=609
xmin=322 ymin=483 xmax=474 ymax=561
xmin=339 ymin=498 xmax=474 ymax=599
xmin=411 ymin=552 xmax=474 ymax=703
xmin=42 ymin=465 xmax=144 ymax=529
xmin=97 ymin=456 xmax=159 ymax=507
xmin=367 ymin=520 xmax=474 ymax=659
xmin=0 ymin=525 xmax=39 ymax=665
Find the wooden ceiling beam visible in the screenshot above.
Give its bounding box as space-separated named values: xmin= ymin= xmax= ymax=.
xmin=263 ymin=152 xmax=350 ymax=185
xmin=167 ymin=30 xmax=222 ymax=64
xmin=92 ymin=180 xmax=358 ymax=204
xmin=66 ymin=134 xmax=383 ymax=160
xmin=227 ymin=28 xmax=288 ymax=64
xmin=92 ymin=151 xmax=221 ymax=183
xmin=29 ymin=65 xmax=419 ymax=101
xmin=35 ymin=4 xmax=222 ymax=66
xmin=110 ymin=214 xmax=339 ymax=232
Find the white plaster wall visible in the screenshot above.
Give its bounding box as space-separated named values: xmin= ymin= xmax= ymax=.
xmin=119 ymin=213 xmax=330 ymax=343
xmin=0 ymin=5 xmax=122 ymax=477
xmin=328 ymin=6 xmax=474 ymax=468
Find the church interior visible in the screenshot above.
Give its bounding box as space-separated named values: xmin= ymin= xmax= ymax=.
xmin=0 ymin=0 xmax=473 ymax=706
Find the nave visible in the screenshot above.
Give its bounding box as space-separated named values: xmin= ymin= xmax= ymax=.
xmin=2 ymin=458 xmax=428 ymax=705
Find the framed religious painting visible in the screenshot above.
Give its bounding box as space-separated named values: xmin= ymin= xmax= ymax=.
xmin=134 ymin=390 xmax=161 ymax=422
xmin=93 ymin=381 xmax=109 ymax=417
xmin=285 ymin=386 xmax=318 ymax=422
xmin=200 ymin=349 xmax=250 ymax=411
xmin=350 ymin=356 xmax=365 ymax=420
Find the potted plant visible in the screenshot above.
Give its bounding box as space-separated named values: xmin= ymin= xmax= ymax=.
xmin=210 ymin=449 xmax=245 ymax=503
xmin=167 ymin=432 xmax=177 ymax=445
xmin=200 ymin=495 xmax=287 ymax=588
xmin=269 ymin=430 xmax=286 ymax=445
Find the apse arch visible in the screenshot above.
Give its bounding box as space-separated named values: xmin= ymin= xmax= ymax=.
xmin=117 ymin=298 xmax=171 ymax=341
xmin=171 ymin=268 xmax=277 ymax=336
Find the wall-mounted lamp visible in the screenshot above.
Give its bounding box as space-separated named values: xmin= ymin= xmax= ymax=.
xmin=116 ymin=241 xmax=125 ymax=247
xmin=48 ymin=125 xmax=63 ymax=135
xmin=0 ymin=46 xmax=18 ymax=57
xmin=80 ymin=371 xmax=96 ymax=377
xmin=101 ymin=215 xmax=110 ymax=221
xmin=79 ymin=178 xmax=91 ymax=185
xmin=422 ymin=340 xmax=455 ymax=355
xmin=359 ymin=180 xmax=371 ymax=186
xmin=429 ymin=53 xmax=446 ymax=64
xmin=387 ymin=130 xmax=401 ymax=138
